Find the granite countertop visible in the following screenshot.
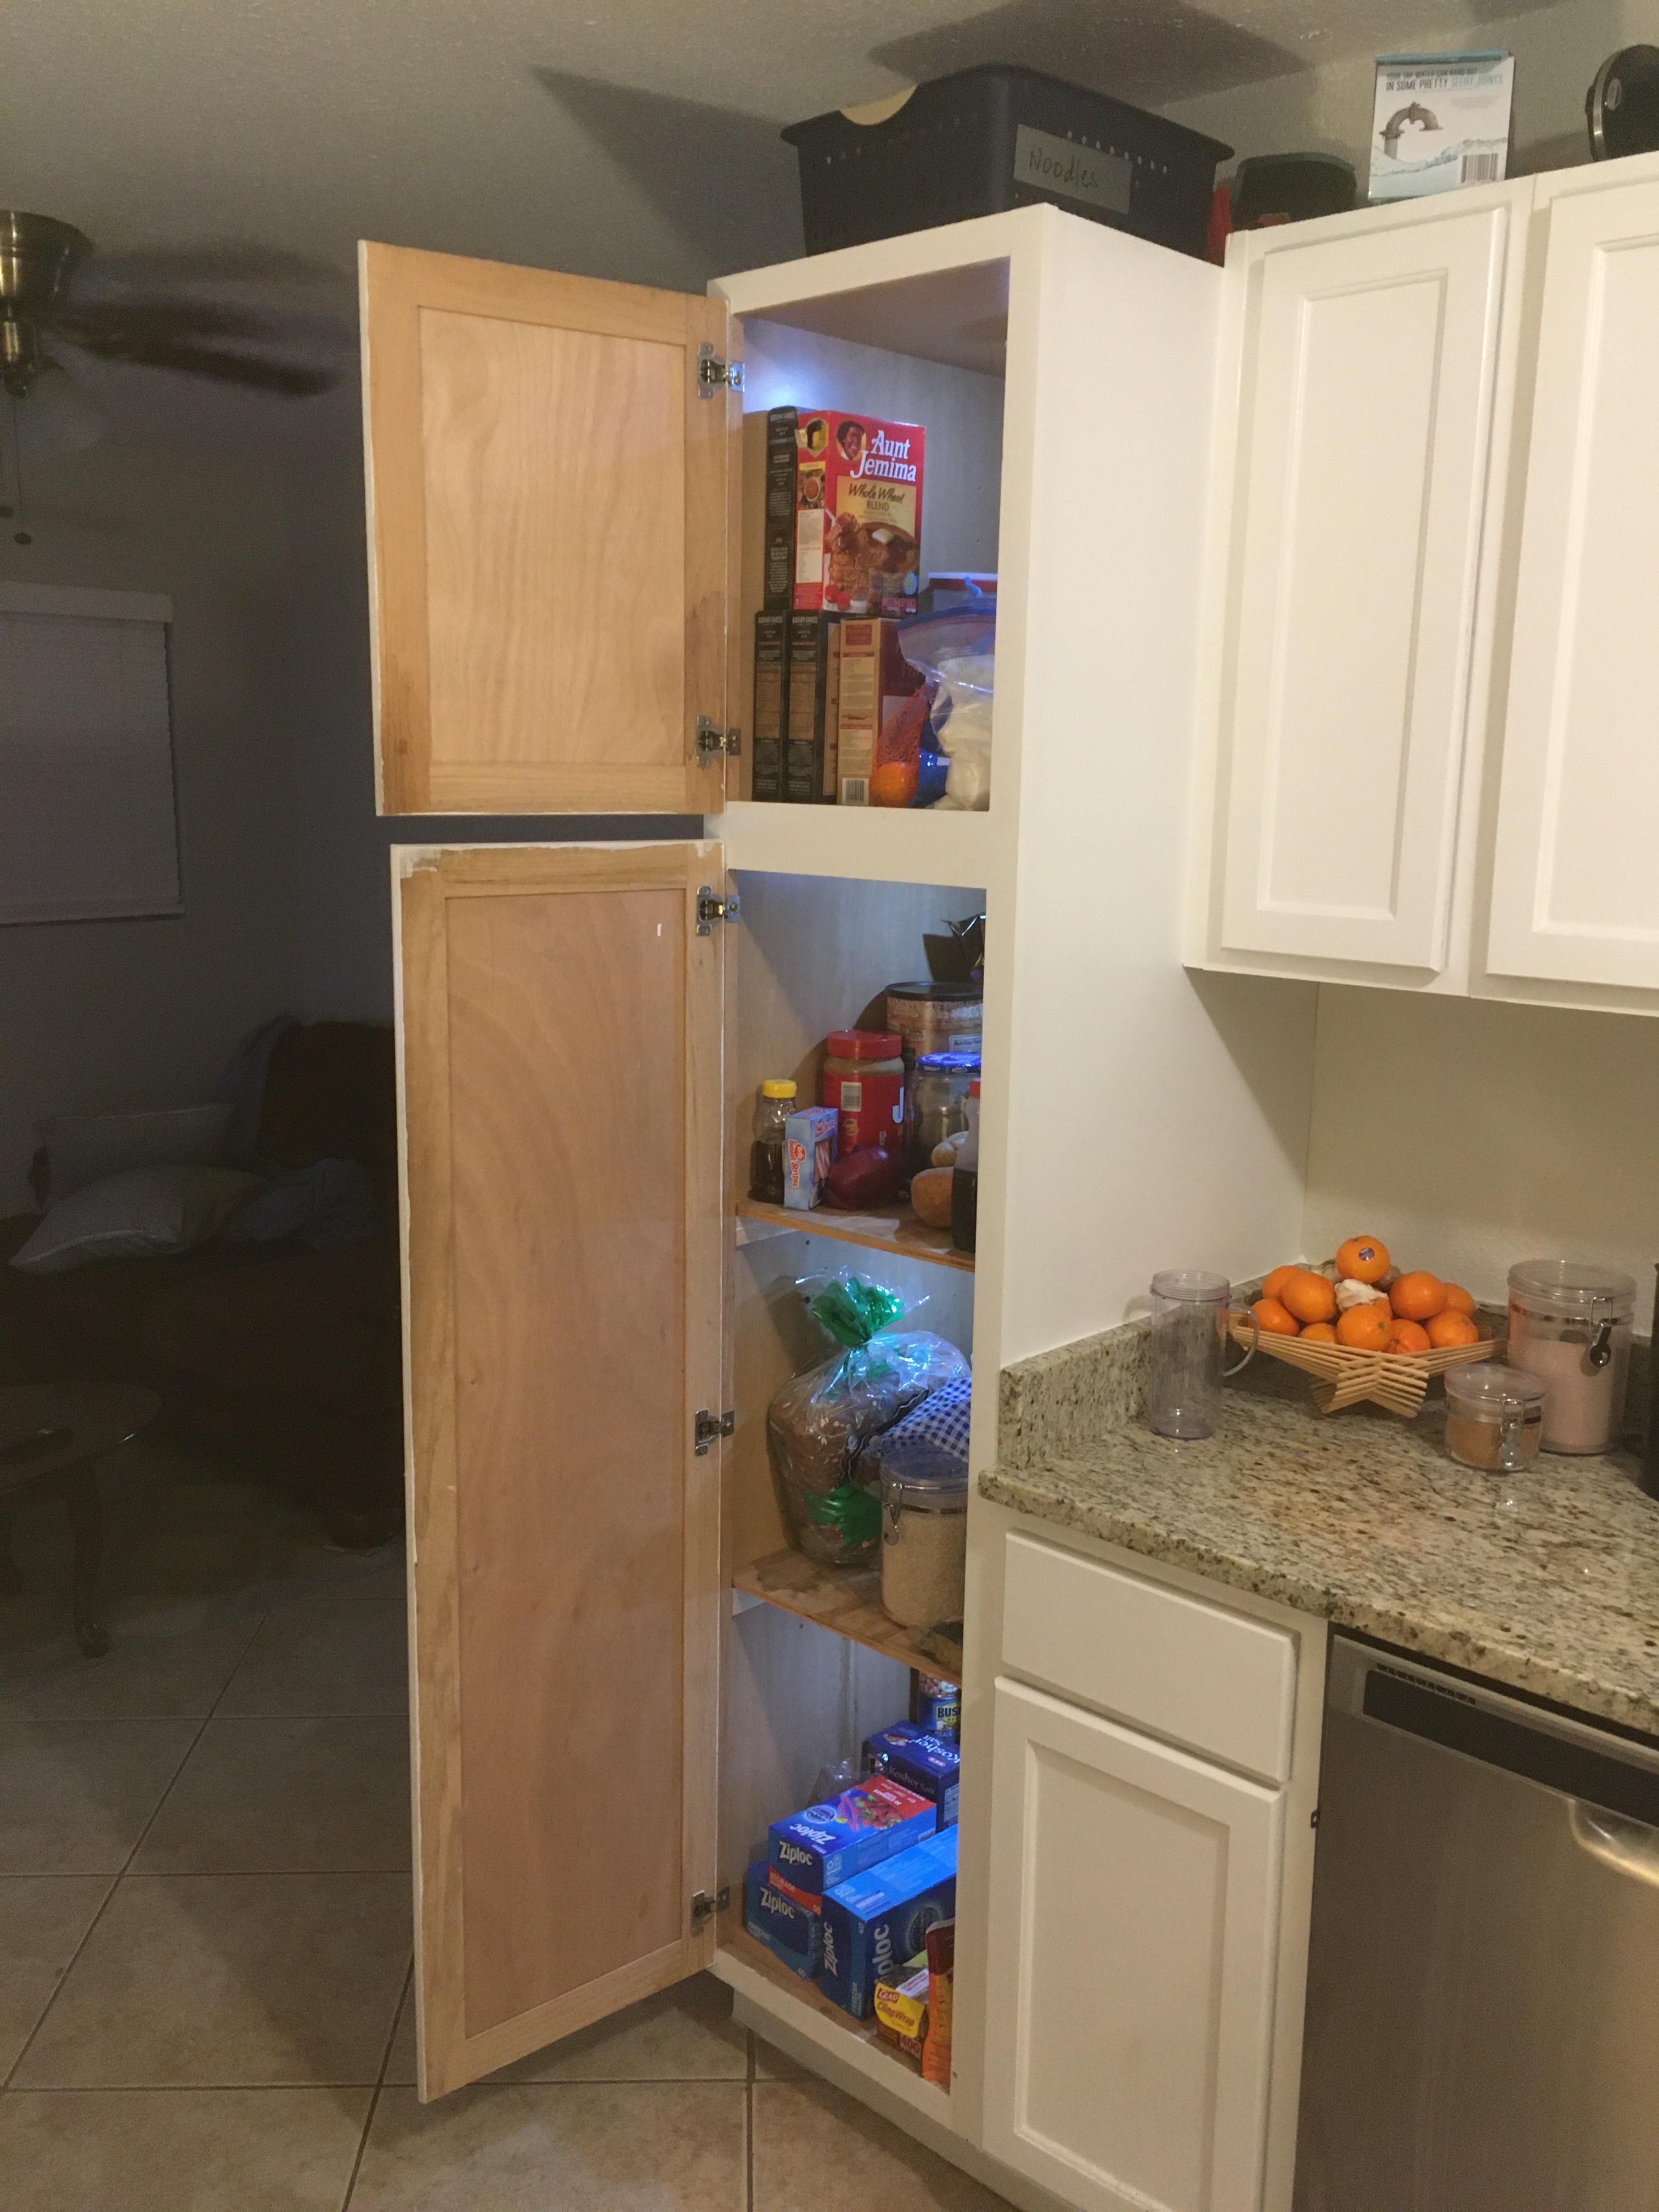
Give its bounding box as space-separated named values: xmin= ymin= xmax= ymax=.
xmin=984 ymin=1382 xmax=1659 ymax=1737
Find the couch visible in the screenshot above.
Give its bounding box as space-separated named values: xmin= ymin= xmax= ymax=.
xmin=0 ymin=1023 xmax=404 ymax=1548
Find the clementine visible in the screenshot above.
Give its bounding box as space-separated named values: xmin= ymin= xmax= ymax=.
xmin=1252 ymin=1297 xmax=1301 ymax=1337
xmin=1261 ymin=1264 xmax=1301 ymax=1302
xmin=1386 ymin=1317 xmax=1432 ymax=1355
xmin=1334 ymin=1235 xmax=1390 ymax=1285
xmin=1390 ymin=1271 xmax=1446 ymax=1322
xmin=1335 ymin=1302 xmax=1391 ymax=1351
xmin=1426 ymin=1310 xmax=1481 ymax=1348
xmin=1281 ymin=1269 xmax=1338 ymax=1325
xmin=1299 ymin=1321 xmax=1338 ymax=1343
xmin=869 ymin=759 xmax=919 ymax=808
xmin=1440 ymin=1283 xmax=1477 ymax=1317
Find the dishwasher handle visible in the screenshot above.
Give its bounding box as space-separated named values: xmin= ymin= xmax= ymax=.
xmin=1569 ymin=1802 xmax=1659 ymax=1888
xmin=1359 ymin=1662 xmax=1659 ymax=1829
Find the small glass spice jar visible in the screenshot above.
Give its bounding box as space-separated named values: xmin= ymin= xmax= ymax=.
xmin=1506 ymin=1261 xmax=1635 ymax=1454
xmin=1443 ymin=1363 xmax=1547 ymax=1472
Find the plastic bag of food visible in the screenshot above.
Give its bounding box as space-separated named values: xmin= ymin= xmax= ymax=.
xmin=899 ymin=608 xmax=994 ymax=812
xmin=768 ymin=1274 xmax=970 ymax=1567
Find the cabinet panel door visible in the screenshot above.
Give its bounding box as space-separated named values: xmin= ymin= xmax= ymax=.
xmin=983 ymin=1678 xmax=1283 ymax=2212
xmin=1487 ymin=176 xmax=1659 ymax=987
xmin=363 ymin=244 xmax=735 ymax=815
xmin=1218 ymin=208 xmax=1508 ymax=968
xmin=396 ymin=843 xmax=724 ymax=2096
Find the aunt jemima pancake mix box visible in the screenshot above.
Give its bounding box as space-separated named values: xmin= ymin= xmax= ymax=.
xmin=789 ymin=408 xmax=926 ymax=616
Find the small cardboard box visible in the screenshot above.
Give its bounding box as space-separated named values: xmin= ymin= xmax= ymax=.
xmin=793 ymin=410 xmax=925 ymax=616
xmin=782 ymin=1105 xmax=838 ymax=1211
xmin=751 ymin=611 xmax=787 ymax=804
xmin=1369 ymin=52 xmax=1513 ymax=201
xmin=768 ymin=1774 xmax=936 ymax=1892
xmin=744 ymin=1861 xmax=821 ymax=1977
xmin=783 ymin=610 xmax=840 ymax=805
xmin=869 ymin=1728 xmax=961 ymax=1829
xmin=820 ymin=1826 xmax=959 ymax=2019
xmin=836 ymin=617 xmax=926 ymax=806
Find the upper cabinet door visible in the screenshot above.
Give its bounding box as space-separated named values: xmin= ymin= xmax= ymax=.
xmin=1216 ymin=207 xmax=1509 ymax=969
xmin=362 ymin=244 xmax=736 ymax=815
xmin=396 ymin=842 xmax=724 ymax=2097
xmin=1486 ymin=173 xmax=1659 ymax=989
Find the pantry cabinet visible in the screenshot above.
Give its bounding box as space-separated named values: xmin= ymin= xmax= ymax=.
xmin=366 ymin=204 xmax=1318 ymax=2205
xmin=1188 ymin=145 xmax=1659 ymax=1014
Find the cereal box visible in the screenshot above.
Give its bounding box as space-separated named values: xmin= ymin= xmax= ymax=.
xmin=1369 ymin=52 xmax=1513 ymax=201
xmin=768 ymin=1774 xmax=936 ymax=1892
xmin=794 ymin=410 xmax=925 ymax=616
xmin=782 ymin=1104 xmax=838 ymax=1211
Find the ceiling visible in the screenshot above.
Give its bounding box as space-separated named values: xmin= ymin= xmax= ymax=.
xmin=3 ymin=0 xmax=1557 ymax=448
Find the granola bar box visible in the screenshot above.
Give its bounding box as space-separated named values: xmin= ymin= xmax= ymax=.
xmin=793 ymin=410 xmax=925 ymax=616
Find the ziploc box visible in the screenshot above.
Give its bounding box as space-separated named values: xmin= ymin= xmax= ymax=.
xmin=744 ymin=1861 xmax=821 ymax=1978
xmin=866 ymin=1726 xmax=961 ymax=1829
xmin=768 ymin=1773 xmax=936 ymax=1892
xmin=1369 ymin=52 xmax=1513 ymax=202
xmin=820 ymin=1825 xmax=959 ymax=2019
xmin=782 ymin=1104 xmax=838 ymax=1211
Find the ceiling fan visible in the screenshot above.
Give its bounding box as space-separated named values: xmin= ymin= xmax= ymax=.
xmin=0 ymin=208 xmax=348 ymax=413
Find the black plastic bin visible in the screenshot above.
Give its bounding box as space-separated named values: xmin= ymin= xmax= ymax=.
xmin=782 ymin=66 xmax=1232 ymax=261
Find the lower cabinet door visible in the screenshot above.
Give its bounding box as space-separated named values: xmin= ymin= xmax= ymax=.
xmin=982 ymin=1678 xmax=1284 ymax=2212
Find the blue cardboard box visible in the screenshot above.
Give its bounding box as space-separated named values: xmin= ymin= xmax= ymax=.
xmin=768 ymin=1775 xmax=936 ymax=1894
xmin=744 ymin=1861 xmax=821 ymax=1978
xmin=874 ymin=1729 xmax=961 ymax=1829
xmin=862 ymin=1722 xmax=922 ymax=1776
xmin=820 ymin=1826 xmax=958 ymax=2019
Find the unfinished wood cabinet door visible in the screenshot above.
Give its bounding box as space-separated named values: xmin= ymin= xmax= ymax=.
xmin=396 ymin=842 xmax=725 ymax=2097
xmin=363 ymin=244 xmax=738 ymax=815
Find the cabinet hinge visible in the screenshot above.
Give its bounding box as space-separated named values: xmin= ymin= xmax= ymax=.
xmin=697 ymin=344 xmax=744 ymax=396
xmin=696 ymin=716 xmax=742 ymax=761
xmin=694 ymin=1408 xmax=735 ymax=1455
xmin=695 ymin=887 xmax=740 ymax=936
xmin=691 ymin=1886 xmax=731 ymax=1926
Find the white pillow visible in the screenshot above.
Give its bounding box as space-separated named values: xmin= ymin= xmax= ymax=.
xmin=9 ymin=1165 xmax=260 ymax=1275
xmin=40 ymin=1104 xmax=233 ymax=1204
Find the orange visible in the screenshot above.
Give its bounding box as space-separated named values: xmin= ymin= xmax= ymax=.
xmin=1261 ymin=1264 xmax=1301 ymax=1302
xmin=1252 ymin=1297 xmax=1301 ymax=1337
xmin=1281 ymin=1269 xmax=1337 ymax=1325
xmin=1426 ymin=1310 xmax=1480 ymax=1348
xmin=1335 ymin=1235 xmax=1390 ymax=1285
xmin=1390 ymin=1271 xmax=1446 ymax=1322
xmin=1335 ymin=1302 xmax=1391 ymax=1351
xmin=1441 ymin=1283 xmax=1477 ymax=1317
xmin=1299 ymin=1321 xmax=1338 ymax=1343
xmin=1386 ymin=1317 xmax=1432 ymax=1355
xmin=869 ymin=759 xmax=918 ymax=808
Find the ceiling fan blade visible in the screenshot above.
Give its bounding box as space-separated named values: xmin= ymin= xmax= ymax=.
xmin=54 ymin=324 xmax=338 ymax=396
xmin=47 ymin=300 xmax=273 ymax=348
xmin=73 ymin=240 xmax=349 ymax=295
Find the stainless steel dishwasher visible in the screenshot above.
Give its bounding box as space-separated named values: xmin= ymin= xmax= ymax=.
xmin=1295 ymin=1636 xmax=1659 ymax=2211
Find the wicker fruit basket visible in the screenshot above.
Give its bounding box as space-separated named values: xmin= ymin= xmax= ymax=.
xmin=1229 ymin=1318 xmax=1496 ymax=1417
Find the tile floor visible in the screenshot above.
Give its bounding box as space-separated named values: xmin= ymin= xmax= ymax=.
xmin=0 ymin=1441 xmax=1012 ymax=2210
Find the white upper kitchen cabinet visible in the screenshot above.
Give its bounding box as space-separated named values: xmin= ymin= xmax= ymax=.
xmin=1482 ymin=153 xmax=1659 ymax=1002
xmin=1187 ymin=187 xmax=1524 ymax=986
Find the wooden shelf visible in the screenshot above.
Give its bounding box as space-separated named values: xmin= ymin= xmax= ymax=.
xmin=732 ymin=1547 xmax=964 ymax=1682
xmin=722 ymin=1921 xmax=934 ymax=2075
xmin=735 ymin=1197 xmax=974 ymax=1273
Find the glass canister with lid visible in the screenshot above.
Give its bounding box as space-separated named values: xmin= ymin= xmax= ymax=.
xmin=1505 ymin=1260 xmax=1636 ymax=1454
xmin=1443 ymin=1363 xmax=1547 ymax=1471
xmin=907 ymin=1051 xmax=981 ymax=1178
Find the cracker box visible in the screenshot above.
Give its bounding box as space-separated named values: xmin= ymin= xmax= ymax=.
xmin=744 ymin=1860 xmax=821 ymax=1978
xmin=782 ymin=1104 xmax=838 ymax=1211
xmin=1369 ymin=52 xmax=1513 ymax=201
xmin=836 ymin=618 xmax=927 ymax=806
xmin=867 ymin=1727 xmax=961 ymax=1829
xmin=794 ymin=410 xmax=925 ymax=616
xmin=820 ymin=1826 xmax=959 ymax=2019
xmin=768 ymin=1774 xmax=936 ymax=1892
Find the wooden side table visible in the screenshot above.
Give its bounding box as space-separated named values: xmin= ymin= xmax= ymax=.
xmin=0 ymin=1383 xmax=161 ymax=1657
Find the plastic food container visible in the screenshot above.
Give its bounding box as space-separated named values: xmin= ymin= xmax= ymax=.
xmin=884 ymin=983 xmax=982 ymax=1071
xmin=782 ymin=67 xmax=1232 ymax=261
xmin=1443 ymin=1363 xmax=1547 ymax=1471
xmin=881 ymin=1460 xmax=968 ymax=1630
xmin=1506 ymin=1261 xmax=1635 ymax=1455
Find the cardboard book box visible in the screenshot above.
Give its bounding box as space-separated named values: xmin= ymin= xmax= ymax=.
xmin=784 ymin=611 xmax=841 ymax=804
xmin=793 ymin=409 xmax=926 ymax=616
xmin=751 ymin=611 xmax=788 ymax=803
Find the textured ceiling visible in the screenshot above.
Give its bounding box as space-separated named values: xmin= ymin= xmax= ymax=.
xmin=1 ymin=0 xmax=1556 ymax=445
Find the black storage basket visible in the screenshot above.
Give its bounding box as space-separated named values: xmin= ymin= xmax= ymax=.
xmin=782 ymin=66 xmax=1232 ymax=261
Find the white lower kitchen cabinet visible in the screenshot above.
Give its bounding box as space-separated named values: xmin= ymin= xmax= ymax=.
xmin=977 ymin=1511 xmax=1326 ymax=2212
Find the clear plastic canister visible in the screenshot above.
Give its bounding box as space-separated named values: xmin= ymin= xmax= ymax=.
xmin=1505 ymin=1260 xmax=1635 ymax=1454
